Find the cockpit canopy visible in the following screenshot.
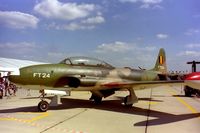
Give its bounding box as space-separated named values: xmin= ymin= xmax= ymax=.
xmin=59 ymin=56 xmax=114 ymax=68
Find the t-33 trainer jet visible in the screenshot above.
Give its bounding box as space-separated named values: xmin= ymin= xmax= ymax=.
xmin=8 ymin=48 xmax=181 ymax=112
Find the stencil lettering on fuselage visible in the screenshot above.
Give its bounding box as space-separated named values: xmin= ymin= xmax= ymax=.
xmin=33 ymin=73 xmax=51 ymax=78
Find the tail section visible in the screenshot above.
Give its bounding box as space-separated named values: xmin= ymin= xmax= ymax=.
xmin=151 ymin=48 xmax=167 ymax=74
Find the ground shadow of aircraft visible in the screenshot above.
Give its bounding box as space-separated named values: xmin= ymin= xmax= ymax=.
xmin=0 ymin=97 xmax=199 ymax=126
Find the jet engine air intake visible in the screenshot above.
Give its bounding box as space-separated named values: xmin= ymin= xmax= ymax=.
xmin=54 ymin=77 xmax=80 ymax=88
xmin=68 ymin=77 xmax=81 ymax=88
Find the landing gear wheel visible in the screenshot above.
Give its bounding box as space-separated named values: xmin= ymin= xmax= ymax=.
xmin=38 ymin=100 xmax=49 ymax=112
xmin=123 ymin=96 xmax=133 ymax=107
xmin=90 ymin=94 xmax=102 ymax=104
xmin=94 ymin=97 xmax=102 ymax=104
xmin=184 ymin=86 xmax=192 ymax=97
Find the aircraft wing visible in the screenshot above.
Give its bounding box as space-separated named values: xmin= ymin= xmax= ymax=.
xmin=100 ymin=80 xmax=184 ymax=90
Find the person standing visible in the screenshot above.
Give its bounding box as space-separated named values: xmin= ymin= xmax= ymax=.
xmin=0 ymin=73 xmax=4 ymax=99
xmin=4 ymin=72 xmax=11 ymax=96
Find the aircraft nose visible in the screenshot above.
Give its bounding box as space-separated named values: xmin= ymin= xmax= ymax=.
xmin=8 ymin=68 xmax=20 ymax=83
xmin=185 ymin=72 xmax=200 ymax=89
xmin=8 ymin=74 xmax=21 ymax=84
xmin=186 ymin=72 xmax=200 ymax=80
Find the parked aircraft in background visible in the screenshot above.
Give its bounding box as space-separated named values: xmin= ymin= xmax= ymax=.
xmin=184 ymin=72 xmax=200 ymax=97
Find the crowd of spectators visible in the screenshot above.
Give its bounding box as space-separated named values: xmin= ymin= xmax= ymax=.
xmin=0 ymin=72 xmax=17 ymax=99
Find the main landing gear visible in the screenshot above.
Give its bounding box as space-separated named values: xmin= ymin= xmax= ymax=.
xmin=89 ymin=94 xmax=102 ymax=104
xmin=89 ymin=89 xmax=138 ymax=107
xmin=123 ymin=88 xmax=138 ymax=107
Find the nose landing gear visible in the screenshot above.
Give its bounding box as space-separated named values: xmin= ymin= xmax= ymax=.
xmin=38 ymin=100 xmax=49 ymax=112
xmin=38 ymin=90 xmax=49 ymax=112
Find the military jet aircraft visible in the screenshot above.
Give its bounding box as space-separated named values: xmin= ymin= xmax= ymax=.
xmin=8 ymin=48 xmax=182 ymax=112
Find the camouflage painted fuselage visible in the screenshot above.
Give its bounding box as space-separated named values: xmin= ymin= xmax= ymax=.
xmin=9 ymin=63 xmax=158 ymax=91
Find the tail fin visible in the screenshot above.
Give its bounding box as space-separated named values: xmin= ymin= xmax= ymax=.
xmin=151 ymin=48 xmax=167 ymax=74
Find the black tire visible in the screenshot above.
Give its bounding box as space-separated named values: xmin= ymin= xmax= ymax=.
xmin=196 ymin=90 xmax=200 ymax=97
xmin=90 ymin=94 xmax=102 ymax=104
xmin=123 ymin=96 xmax=133 ymax=107
xmin=38 ymin=100 xmax=49 ymax=112
xmin=93 ymin=96 xmax=102 ymax=104
xmin=184 ymin=86 xmax=192 ymax=97
xmin=0 ymin=90 xmax=3 ymax=99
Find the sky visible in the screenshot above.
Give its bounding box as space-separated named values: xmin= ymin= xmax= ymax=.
xmin=0 ymin=0 xmax=200 ymax=72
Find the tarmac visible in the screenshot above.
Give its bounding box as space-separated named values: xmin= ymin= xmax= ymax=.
xmin=0 ymin=85 xmax=200 ymax=133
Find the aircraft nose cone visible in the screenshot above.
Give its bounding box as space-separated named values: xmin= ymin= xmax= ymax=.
xmin=186 ymin=72 xmax=200 ymax=80
xmin=185 ymin=72 xmax=200 ymax=89
xmin=8 ymin=75 xmax=17 ymax=82
xmin=8 ymin=69 xmax=20 ymax=83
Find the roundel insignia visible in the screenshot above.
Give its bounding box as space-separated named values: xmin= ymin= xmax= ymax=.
xmin=159 ymin=56 xmax=163 ymax=64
